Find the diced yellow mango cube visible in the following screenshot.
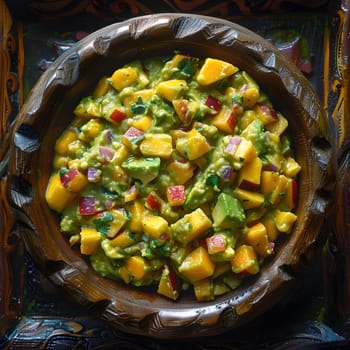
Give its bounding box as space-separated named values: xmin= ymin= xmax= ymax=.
xmin=53 ymin=155 xmax=69 ymax=170
xmin=123 ymin=89 xmax=154 ymax=109
xmin=107 ymin=209 xmax=128 ymax=237
xmin=119 ymin=266 xmax=130 ymax=284
xmin=110 ymin=165 xmax=128 ymax=182
xmin=55 ymin=128 xmax=78 ymax=156
xmin=93 ymin=76 xmax=110 ymax=98
xmin=113 ymin=144 xmax=128 ymax=165
xmin=196 ymin=58 xmax=238 ymax=85
xmin=110 ymin=230 xmax=135 ymax=248
xmin=125 ymin=256 xmax=150 ymax=280
xmin=111 ymin=66 xmax=138 ymax=91
xmin=179 ymin=246 xmax=215 ymax=283
xmin=171 ymin=208 xmax=212 ymax=244
xmin=244 ymin=222 xmax=272 ymax=257
xmin=211 ymin=106 xmax=236 ymax=133
xmin=80 ymin=119 xmax=103 ymax=139
xmin=172 ymin=99 xmax=199 ymax=125
xmin=122 ymin=185 xmax=139 ymax=203
xmin=234 ymin=188 xmax=264 ymax=209
xmin=141 ymin=215 xmax=169 ymax=239
xmin=175 ymin=129 xmax=211 ymax=160
xmin=261 ymin=171 xmax=280 ymax=195
xmin=166 ymin=160 xmax=195 ymax=185
xmin=282 ymin=178 xmax=297 ymax=210
xmin=261 ymin=214 xmax=279 ymax=241
xmin=140 ymin=133 xmax=173 ymax=158
xmin=236 ymin=155 xmax=262 ymax=189
xmin=65 ymin=170 xmax=88 ymax=192
xmin=231 ymin=244 xmax=259 ymax=274
xmin=234 ymin=138 xmax=257 ymax=163
xmin=169 ymin=53 xmax=189 ymax=67
xmin=238 ymin=110 xmax=257 ymax=130
xmin=73 ymin=98 xmax=102 ymax=118
xmin=80 ymin=227 xmax=101 ymax=255
xmin=193 ymin=278 xmax=214 ymax=301
xmin=265 ymin=113 xmax=288 ymax=136
xmin=45 ymin=173 xmax=75 ymax=212
xmin=283 ymin=157 xmax=301 ymax=177
xmin=132 ymin=116 xmax=152 ymax=131
xmin=157 ymin=265 xmax=179 ymax=300
xmin=275 ymin=211 xmax=297 ymax=233
xmin=268 ymin=174 xmax=288 ymax=205
xmin=156 ymin=79 xmax=188 ymax=101
xmin=126 ymin=200 xmax=145 ymax=232
xmin=241 ymin=87 xmax=260 ymax=109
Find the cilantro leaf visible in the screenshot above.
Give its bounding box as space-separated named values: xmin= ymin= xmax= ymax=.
xmin=177 ymin=58 xmax=198 ymax=78
xmin=131 ymin=97 xmax=147 ymax=115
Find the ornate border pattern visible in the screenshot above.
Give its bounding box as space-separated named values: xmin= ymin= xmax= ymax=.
xmin=0 ymin=0 xmax=23 ymax=339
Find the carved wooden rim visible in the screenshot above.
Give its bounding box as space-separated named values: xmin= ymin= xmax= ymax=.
xmin=6 ymin=13 xmax=336 ymax=338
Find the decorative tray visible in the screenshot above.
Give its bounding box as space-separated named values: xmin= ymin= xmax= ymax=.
xmin=1 ymin=0 xmax=350 ymax=348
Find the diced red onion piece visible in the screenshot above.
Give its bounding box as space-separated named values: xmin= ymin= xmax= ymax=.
xmin=87 ymin=167 xmax=101 ymax=182
xmin=225 ymin=136 xmax=241 ymax=154
xmin=99 ymin=146 xmax=114 ymax=161
xmin=79 ymin=196 xmax=97 ymax=216
xmin=220 ymin=165 xmax=234 ymax=181
xmin=105 ymin=129 xmax=113 ymax=143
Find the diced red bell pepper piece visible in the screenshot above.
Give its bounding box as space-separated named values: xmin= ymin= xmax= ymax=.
xmin=79 ymin=196 xmax=97 ymax=216
xmin=110 ymin=108 xmax=126 ymax=123
xmin=145 ymin=193 xmax=161 ymax=210
xmin=124 ymin=126 xmax=144 ymax=139
xmin=206 ymin=234 xmax=226 ymax=255
xmin=205 ymin=95 xmax=222 ymax=112
xmin=166 ymin=185 xmax=186 ymax=206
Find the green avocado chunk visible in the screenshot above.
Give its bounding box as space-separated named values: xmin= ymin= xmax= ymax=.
xmin=212 ymin=192 xmax=245 ymax=229
xmin=122 ymin=157 xmax=160 ymax=184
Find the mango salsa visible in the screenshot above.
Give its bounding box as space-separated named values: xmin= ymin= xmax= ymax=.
xmin=46 ymin=53 xmax=300 ymax=302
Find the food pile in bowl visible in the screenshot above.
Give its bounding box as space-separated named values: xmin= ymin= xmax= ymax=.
xmin=45 ymin=53 xmax=301 ymax=302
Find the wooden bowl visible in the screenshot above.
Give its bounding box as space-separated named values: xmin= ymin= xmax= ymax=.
xmin=7 ymin=14 xmax=336 ymax=338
